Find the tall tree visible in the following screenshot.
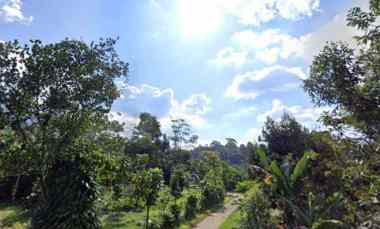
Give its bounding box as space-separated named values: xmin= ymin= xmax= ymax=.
xmin=303 ymin=1 xmax=380 ymax=142
xmin=261 ymin=113 xmax=311 ymax=161
xmin=170 ymin=119 xmax=198 ymax=150
xmin=0 ymin=38 xmax=128 ymax=228
xmin=134 ymin=112 xmax=162 ymax=143
xmin=132 ymin=168 xmax=163 ymax=229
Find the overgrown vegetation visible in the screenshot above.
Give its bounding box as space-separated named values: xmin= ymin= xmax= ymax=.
xmin=1 ymin=0 xmax=380 ymax=228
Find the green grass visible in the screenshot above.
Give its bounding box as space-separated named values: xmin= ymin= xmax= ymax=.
xmin=219 ymin=209 xmax=241 ymax=229
xmin=101 ymin=207 xmax=161 ymax=229
xmin=0 ymin=203 xmax=29 ymax=229
xmin=0 ymin=188 xmax=234 ymax=229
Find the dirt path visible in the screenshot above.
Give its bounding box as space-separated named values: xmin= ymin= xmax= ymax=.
xmin=192 ymin=193 xmax=241 ymax=229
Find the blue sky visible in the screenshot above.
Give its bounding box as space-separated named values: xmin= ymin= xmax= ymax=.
xmin=0 ymin=0 xmax=367 ymax=144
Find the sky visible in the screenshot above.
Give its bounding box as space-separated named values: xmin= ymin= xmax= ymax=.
xmin=0 ymin=0 xmax=369 ymax=144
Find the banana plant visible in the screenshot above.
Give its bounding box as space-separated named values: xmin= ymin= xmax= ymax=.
xmin=254 ymin=149 xmax=345 ymax=228
xmin=256 ymin=148 xmax=317 ymax=198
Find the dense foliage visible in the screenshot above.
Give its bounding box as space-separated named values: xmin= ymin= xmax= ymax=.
xmin=1 ymin=1 xmax=380 ymax=228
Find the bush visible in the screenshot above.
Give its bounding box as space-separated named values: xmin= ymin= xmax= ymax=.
xmin=235 ymin=180 xmax=256 ymax=193
xmin=31 ymin=158 xmax=100 ymax=229
xmin=201 ymin=181 xmax=225 ymax=210
xmin=170 ymin=203 xmax=181 ymax=225
xmin=184 ymin=194 xmax=198 ymax=220
xmin=240 ymin=183 xmax=279 ymax=229
xmin=160 ymin=210 xmax=176 ymax=229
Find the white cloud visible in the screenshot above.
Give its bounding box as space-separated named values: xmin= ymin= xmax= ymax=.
xmin=108 ymin=111 xmax=139 ymax=137
xmin=217 ymin=0 xmax=320 ymax=26
xmin=276 ymin=0 xmax=320 ymax=20
xmin=214 ymin=29 xmax=306 ymax=67
xmin=0 ymin=0 xmax=33 ymax=24
xmin=225 ymin=65 xmax=306 ymax=100
xmin=256 ymin=47 xmax=281 ymax=64
xmin=223 ymin=106 xmax=257 ymax=119
xmin=257 ymin=99 xmax=328 ymax=126
xmin=116 ymin=84 xmax=212 ymax=132
xmin=213 ymin=0 xmax=371 ymax=67
xmin=181 ymin=94 xmax=211 ymax=115
xmin=210 ymin=47 xmax=248 ymax=68
xmin=239 ymin=127 xmax=261 ymax=144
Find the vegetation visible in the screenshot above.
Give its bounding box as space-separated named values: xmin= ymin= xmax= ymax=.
xmin=0 ymin=0 xmax=380 ymax=228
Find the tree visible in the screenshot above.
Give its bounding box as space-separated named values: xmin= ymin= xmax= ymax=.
xmin=0 ymin=38 xmax=128 ymax=228
xmin=303 ymin=1 xmax=380 ymax=225
xmin=303 ymin=1 xmax=380 ymax=142
xmin=169 ymin=167 xmax=187 ymax=204
xmin=134 ymin=112 xmax=162 ymax=143
xmin=170 ymin=119 xmax=198 ymax=150
xmin=31 ymin=139 xmax=103 ymax=229
xmin=200 ymin=169 xmax=225 ymax=209
xmin=132 ymin=168 xmax=163 ymax=229
xmin=261 ymin=113 xmax=312 ymax=162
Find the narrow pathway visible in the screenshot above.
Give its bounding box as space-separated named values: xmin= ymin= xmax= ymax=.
xmin=192 ymin=193 xmax=241 ymax=229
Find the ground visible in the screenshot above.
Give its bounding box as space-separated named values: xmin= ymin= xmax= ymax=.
xmin=0 ymin=193 xmax=242 ymax=229
xmin=192 ymin=193 xmax=241 ymax=229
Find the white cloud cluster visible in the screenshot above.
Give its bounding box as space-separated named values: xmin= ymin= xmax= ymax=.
xmin=211 ymin=47 xmax=249 ymax=68
xmin=213 ymin=0 xmax=369 ymax=67
xmin=240 ymin=127 xmax=261 ymax=143
xmin=0 ymin=0 xmax=33 ymax=24
xmin=225 ymin=65 xmax=306 ymax=100
xmin=217 ymin=0 xmax=320 ymax=26
xmin=212 ymin=29 xmax=308 ymax=66
xmin=257 ymin=98 xmax=328 ymax=125
xmin=114 ymin=84 xmax=212 ymax=133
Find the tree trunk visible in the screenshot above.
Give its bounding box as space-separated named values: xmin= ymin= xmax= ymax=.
xmin=146 ymin=205 xmax=150 ymax=229
xmin=12 ymin=175 xmax=21 ymax=201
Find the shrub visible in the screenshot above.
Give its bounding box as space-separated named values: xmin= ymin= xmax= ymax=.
xmin=240 ymin=183 xmax=278 ymax=229
xmin=160 ymin=210 xmax=176 ymax=229
xmin=184 ymin=194 xmax=198 ymax=220
xmin=31 ymin=157 xmax=100 ymax=229
xmin=235 ymin=180 xmax=256 ymax=193
xmin=201 ymin=181 xmax=225 ymax=210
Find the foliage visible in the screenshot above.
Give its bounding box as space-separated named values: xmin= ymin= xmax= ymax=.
xmin=169 ymin=167 xmax=187 ymax=201
xmin=31 ymin=139 xmax=101 ymax=229
xmin=235 ymin=180 xmax=256 ymax=193
xmin=170 ymin=119 xmax=198 ymax=150
xmin=261 ymin=113 xmax=312 ymax=161
xmin=131 ymin=168 xmax=163 ymax=229
xmin=191 ymin=138 xmax=250 ymax=166
xmin=0 ymin=38 xmax=128 ymax=228
xmin=221 ymin=163 xmax=243 ymax=191
xmin=184 ymin=195 xmax=198 ymax=220
xmin=200 ymin=169 xmax=225 ymax=210
xmin=240 ymin=183 xmax=277 ymax=229
xmin=302 ymin=0 xmax=380 ymax=226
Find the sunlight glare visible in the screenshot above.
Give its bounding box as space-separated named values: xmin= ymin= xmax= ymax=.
xmin=177 ymin=0 xmax=223 ymax=40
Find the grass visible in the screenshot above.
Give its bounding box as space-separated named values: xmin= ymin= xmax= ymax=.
xmin=0 ymin=188 xmax=237 ymax=229
xmin=101 ymin=187 xmax=203 ymax=229
xmin=0 ymin=203 xmax=30 ymax=229
xmin=219 ymin=209 xmax=241 ymax=229
xmin=101 ymin=207 xmax=161 ymax=229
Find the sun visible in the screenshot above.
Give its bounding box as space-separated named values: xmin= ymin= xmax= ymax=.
xmin=177 ymin=0 xmax=223 ymax=40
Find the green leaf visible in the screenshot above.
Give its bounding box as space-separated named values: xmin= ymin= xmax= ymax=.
xmin=290 ymin=151 xmax=318 ymax=188
xmin=270 ymin=161 xmax=291 ymax=195
xmin=256 ymin=148 xmax=270 ymax=169
xmin=312 ymin=219 xmax=345 ymax=229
